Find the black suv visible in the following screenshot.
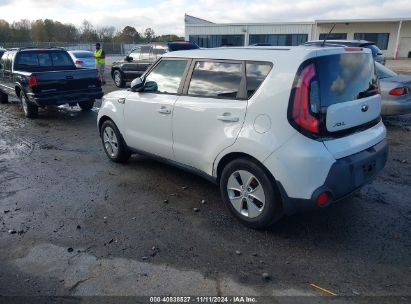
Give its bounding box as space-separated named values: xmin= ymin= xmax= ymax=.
xmin=111 ymin=41 xmax=199 ymax=87
xmin=303 ymin=40 xmax=386 ymax=65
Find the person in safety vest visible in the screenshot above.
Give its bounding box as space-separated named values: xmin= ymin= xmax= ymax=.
xmin=94 ymin=43 xmax=106 ymax=84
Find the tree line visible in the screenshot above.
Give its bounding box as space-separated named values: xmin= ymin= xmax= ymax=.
xmin=0 ymin=19 xmax=183 ymax=43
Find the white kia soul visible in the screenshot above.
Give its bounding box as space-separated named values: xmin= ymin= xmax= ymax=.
xmin=98 ymin=46 xmax=388 ymax=229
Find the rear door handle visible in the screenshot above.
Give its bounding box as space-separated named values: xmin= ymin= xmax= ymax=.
xmin=157 ymin=106 xmax=171 ymax=114
xmin=217 ymin=113 xmax=239 ymax=122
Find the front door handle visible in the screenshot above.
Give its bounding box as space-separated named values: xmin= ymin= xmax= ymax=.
xmin=217 ymin=113 xmax=239 ymax=122
xmin=157 ymin=106 xmax=171 ymax=114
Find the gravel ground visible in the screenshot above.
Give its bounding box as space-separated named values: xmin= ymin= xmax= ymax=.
xmin=0 ymin=57 xmax=410 ymax=303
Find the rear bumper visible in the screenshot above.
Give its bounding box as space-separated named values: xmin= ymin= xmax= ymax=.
xmin=381 ymin=99 xmax=411 ymax=116
xmin=27 ymin=88 xmax=104 ymax=106
xmin=280 ymin=139 xmax=388 ymax=215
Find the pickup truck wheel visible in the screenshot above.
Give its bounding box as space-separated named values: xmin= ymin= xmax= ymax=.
xmin=0 ymin=91 xmax=8 ymax=104
xmin=100 ymin=120 xmax=130 ymax=163
xmin=113 ymin=70 xmax=125 ymax=88
xmin=78 ymin=100 xmax=94 ymax=111
xmin=20 ymin=93 xmax=38 ymax=118
xmin=220 ymin=158 xmax=283 ymax=229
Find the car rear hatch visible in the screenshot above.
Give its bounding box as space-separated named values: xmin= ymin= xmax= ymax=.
xmin=289 ymin=47 xmax=385 ymax=159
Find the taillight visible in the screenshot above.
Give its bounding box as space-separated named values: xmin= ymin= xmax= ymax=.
xmin=389 ymin=87 xmax=409 ymax=96
xmin=75 ymin=60 xmax=84 ymax=64
xmin=28 ymin=75 xmax=37 ymax=87
xmin=291 ymin=63 xmax=319 ymax=134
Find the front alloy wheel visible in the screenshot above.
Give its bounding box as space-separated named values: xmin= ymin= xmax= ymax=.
xmin=100 ymin=120 xmax=130 ymax=163
xmin=103 ymin=126 xmax=119 ymax=158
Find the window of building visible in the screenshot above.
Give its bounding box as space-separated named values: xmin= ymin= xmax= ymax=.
xmin=245 ymin=62 xmax=272 ymax=98
xmin=353 ymin=33 xmax=390 ymax=50
xmin=249 ymin=34 xmax=308 ymax=46
xmin=188 ymin=61 xmax=243 ymax=99
xmin=189 ymin=35 xmax=245 ymax=48
xmin=318 ymin=33 xmax=348 ymax=40
xmin=145 ymin=59 xmax=188 ymax=94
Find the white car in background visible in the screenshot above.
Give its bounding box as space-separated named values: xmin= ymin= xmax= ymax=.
xmin=68 ymin=50 xmax=96 ymax=69
xmin=97 ymin=46 xmax=388 ymax=229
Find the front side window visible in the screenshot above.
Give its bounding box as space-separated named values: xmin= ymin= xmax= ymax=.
xmin=188 ymin=61 xmax=243 ymax=99
xmin=246 ymin=62 xmax=272 ymax=98
xmin=129 ymin=48 xmax=141 ymax=60
xmin=140 ymin=46 xmax=152 ymax=60
xmin=144 ymin=59 xmax=187 ymax=94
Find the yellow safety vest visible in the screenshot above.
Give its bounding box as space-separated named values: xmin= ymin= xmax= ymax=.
xmin=94 ymin=49 xmax=105 ymax=65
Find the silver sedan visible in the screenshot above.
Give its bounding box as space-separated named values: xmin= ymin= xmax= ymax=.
xmin=376 ymin=62 xmax=411 ymax=116
xmin=68 ymin=50 xmax=96 ymax=69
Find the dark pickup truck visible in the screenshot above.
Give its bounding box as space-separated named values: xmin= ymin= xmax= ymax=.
xmin=0 ymin=48 xmax=103 ymax=118
xmin=111 ymin=41 xmax=199 ymax=87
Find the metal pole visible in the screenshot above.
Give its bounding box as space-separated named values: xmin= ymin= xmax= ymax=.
xmin=394 ymin=20 xmax=403 ymax=60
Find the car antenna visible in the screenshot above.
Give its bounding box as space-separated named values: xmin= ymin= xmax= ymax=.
xmin=322 ymin=23 xmax=337 ymax=47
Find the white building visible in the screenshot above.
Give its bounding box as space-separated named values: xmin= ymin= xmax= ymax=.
xmin=184 ymin=15 xmax=411 ymax=58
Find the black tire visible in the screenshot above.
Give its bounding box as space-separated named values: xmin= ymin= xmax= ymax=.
xmin=79 ymin=100 xmax=94 ymax=111
xmin=100 ymin=120 xmax=130 ymax=163
xmin=19 ymin=92 xmax=38 ymax=118
xmin=220 ymin=158 xmax=283 ymax=229
xmin=0 ymin=91 xmax=8 ymax=104
xmin=112 ymin=70 xmax=125 ymax=88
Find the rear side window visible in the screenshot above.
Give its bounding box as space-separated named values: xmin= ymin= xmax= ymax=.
xmin=316 ymin=53 xmax=378 ymax=107
xmin=246 ymin=62 xmax=272 ymax=98
xmin=188 ymin=61 xmax=243 ymax=99
xmin=145 ymin=59 xmax=187 ymax=94
xmin=15 ymin=51 xmax=74 ymax=69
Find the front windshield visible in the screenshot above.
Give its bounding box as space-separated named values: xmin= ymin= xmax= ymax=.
xmin=375 ymin=62 xmax=397 ymax=79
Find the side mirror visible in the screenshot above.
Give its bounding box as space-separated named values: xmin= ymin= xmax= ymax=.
xmin=130 ymin=77 xmax=144 ymax=92
xmin=125 ymin=56 xmax=133 ymax=62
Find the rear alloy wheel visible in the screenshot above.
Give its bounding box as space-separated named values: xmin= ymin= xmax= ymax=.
xmin=113 ymin=70 xmax=125 ymax=88
xmin=100 ymin=120 xmax=130 ymax=163
xmin=78 ymin=100 xmax=94 ymax=111
xmin=0 ymin=91 xmax=8 ymax=104
xmin=20 ymin=92 xmax=38 ymax=118
xmin=220 ymin=158 xmax=283 ymax=229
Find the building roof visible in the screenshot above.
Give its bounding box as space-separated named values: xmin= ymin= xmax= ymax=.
xmin=184 ymin=14 xmax=214 ymax=25
xmin=316 ymin=18 xmax=411 ymax=24
xmin=184 ymin=15 xmax=411 ymax=27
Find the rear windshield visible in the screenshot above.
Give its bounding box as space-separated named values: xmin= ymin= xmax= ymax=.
xmin=71 ymin=51 xmax=94 ymax=58
xmin=15 ymin=51 xmax=74 ymax=70
xmin=168 ymin=43 xmax=199 ymax=52
xmin=316 ymin=53 xmax=378 ymax=107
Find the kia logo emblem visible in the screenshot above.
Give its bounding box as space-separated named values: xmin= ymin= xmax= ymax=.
xmin=361 ymin=104 xmax=369 ymax=112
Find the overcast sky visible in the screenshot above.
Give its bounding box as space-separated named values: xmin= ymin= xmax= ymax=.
xmin=0 ymin=0 xmax=410 ymax=35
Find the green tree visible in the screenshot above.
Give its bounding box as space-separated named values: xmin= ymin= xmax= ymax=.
xmin=144 ymin=28 xmax=155 ymax=42
xmin=0 ymin=19 xmax=11 ymax=43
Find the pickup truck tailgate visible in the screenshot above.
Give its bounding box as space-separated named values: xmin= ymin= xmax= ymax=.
xmin=30 ymin=69 xmax=100 ymax=94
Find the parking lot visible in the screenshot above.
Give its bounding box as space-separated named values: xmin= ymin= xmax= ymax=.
xmin=0 ymin=57 xmax=410 ymax=301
